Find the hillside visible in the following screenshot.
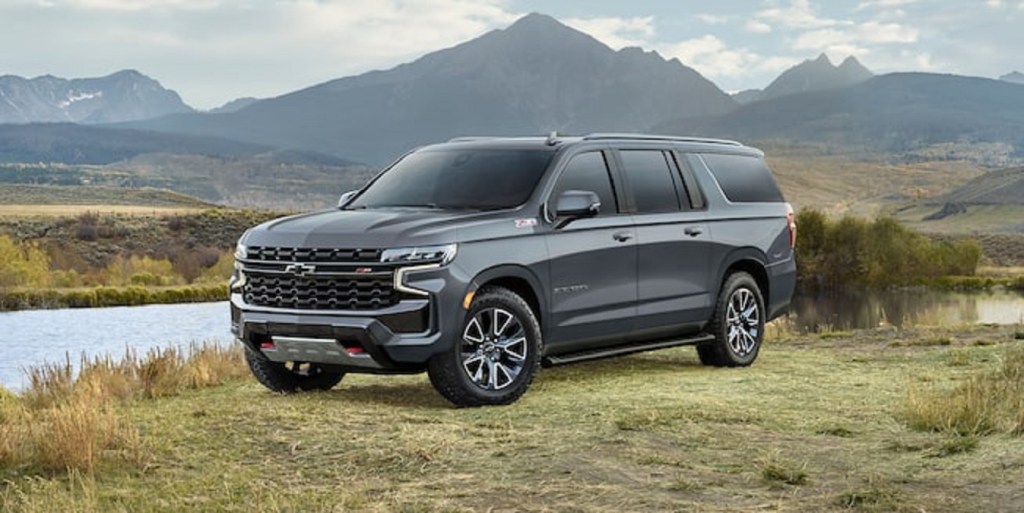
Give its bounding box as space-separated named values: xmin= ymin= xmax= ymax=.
xmin=0 ymin=156 xmax=374 ymax=209
xmin=0 ymin=123 xmax=271 ymax=165
xmin=124 ymin=13 xmax=736 ymax=165
xmin=0 ymin=70 xmax=191 ymax=124
xmin=894 ymin=167 xmax=1024 ymax=236
xmin=0 ymin=184 xmax=212 ymax=208
xmin=662 ymin=73 xmax=1024 ymax=163
xmin=939 ymin=166 xmax=1024 ymax=205
xmin=763 ymin=145 xmax=984 ymax=217
xmin=1000 ymin=71 xmax=1024 ymax=85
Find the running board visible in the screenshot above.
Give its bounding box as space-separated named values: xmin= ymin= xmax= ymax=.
xmin=542 ymin=334 xmax=714 ymax=367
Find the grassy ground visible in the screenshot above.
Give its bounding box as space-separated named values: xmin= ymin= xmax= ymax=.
xmin=0 ymin=185 xmax=214 ymax=209
xmin=2 ymin=324 xmax=1023 ymax=512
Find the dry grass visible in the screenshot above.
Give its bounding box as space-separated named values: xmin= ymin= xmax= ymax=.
xmin=3 ymin=327 xmax=1024 ymax=512
xmin=0 ymin=205 xmax=203 ymax=217
xmin=765 ymin=148 xmax=984 ymax=217
xmin=904 ymin=345 xmax=1024 ymax=436
xmin=0 ymin=343 xmax=245 ymax=473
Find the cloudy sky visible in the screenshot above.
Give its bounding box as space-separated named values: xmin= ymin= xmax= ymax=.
xmin=1 ymin=0 xmax=1021 ymax=109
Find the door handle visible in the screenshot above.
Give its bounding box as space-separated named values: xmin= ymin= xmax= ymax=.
xmin=612 ymin=231 xmax=633 ymax=242
xmin=684 ymin=226 xmax=703 ymax=237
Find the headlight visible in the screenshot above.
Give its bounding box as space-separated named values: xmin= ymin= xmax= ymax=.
xmin=234 ymin=241 xmax=248 ymax=260
xmin=381 ymin=243 xmax=457 ymax=265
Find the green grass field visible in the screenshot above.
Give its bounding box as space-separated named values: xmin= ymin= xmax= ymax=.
xmin=2 ymin=324 xmax=1022 ymax=512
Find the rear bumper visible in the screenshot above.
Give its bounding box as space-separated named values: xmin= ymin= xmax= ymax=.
xmin=766 ymin=257 xmax=797 ymax=321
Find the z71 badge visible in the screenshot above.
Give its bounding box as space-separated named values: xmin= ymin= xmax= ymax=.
xmin=514 ymin=218 xmax=538 ymax=228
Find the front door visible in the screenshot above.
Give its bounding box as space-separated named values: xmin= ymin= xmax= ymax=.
xmin=544 ymin=151 xmax=637 ymax=352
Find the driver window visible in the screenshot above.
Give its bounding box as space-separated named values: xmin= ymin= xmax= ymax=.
xmin=549 ymin=152 xmax=618 ymax=217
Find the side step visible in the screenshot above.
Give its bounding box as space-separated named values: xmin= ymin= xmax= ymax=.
xmin=542 ymin=334 xmax=714 ymax=367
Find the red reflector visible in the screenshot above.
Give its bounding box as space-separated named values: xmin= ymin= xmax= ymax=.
xmin=786 ymin=203 xmax=796 ymax=249
xmin=345 ymin=346 xmax=365 ymax=354
xmin=260 ymin=341 xmax=275 ymax=350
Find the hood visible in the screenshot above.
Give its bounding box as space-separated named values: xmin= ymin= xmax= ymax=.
xmin=241 ymin=208 xmax=522 ymax=249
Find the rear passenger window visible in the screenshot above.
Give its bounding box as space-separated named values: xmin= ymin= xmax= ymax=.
xmin=550 ymin=152 xmax=618 ymax=216
xmin=701 ymin=153 xmax=784 ymax=203
xmin=619 ymin=150 xmax=680 ymax=213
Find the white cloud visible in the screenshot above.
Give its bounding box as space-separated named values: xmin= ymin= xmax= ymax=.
xmin=856 ymin=0 xmax=917 ymax=10
xmin=51 ymin=0 xmax=219 ymax=10
xmin=695 ymin=13 xmax=728 ymax=25
xmin=986 ymin=0 xmax=1003 ymax=7
xmin=659 ymin=35 xmax=798 ymax=80
xmin=563 ymin=16 xmax=655 ymax=49
xmin=795 ymin=21 xmax=918 ymax=52
xmin=745 ymin=20 xmax=773 ymax=33
xmin=755 ymin=0 xmax=844 ymax=29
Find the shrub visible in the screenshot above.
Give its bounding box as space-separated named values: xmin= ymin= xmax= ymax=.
xmin=101 ymin=255 xmax=184 ymax=287
xmin=0 ymin=235 xmax=51 ymax=288
xmin=195 ymin=251 xmax=235 ymax=284
xmin=795 ymin=209 xmax=982 ymax=290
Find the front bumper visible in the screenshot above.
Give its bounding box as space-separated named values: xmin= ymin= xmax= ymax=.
xmin=231 ymin=264 xmax=471 ymax=371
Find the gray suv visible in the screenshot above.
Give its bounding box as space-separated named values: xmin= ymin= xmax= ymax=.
xmin=231 ymin=134 xmax=796 ymax=407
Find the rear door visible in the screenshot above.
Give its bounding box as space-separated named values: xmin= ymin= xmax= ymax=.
xmin=544 ymin=150 xmax=638 ymax=351
xmin=614 ymin=148 xmax=713 ymax=334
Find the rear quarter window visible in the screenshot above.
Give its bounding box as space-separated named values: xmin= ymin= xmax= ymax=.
xmin=700 ymin=153 xmax=784 ymax=203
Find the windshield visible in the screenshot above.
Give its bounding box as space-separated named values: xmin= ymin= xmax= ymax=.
xmin=347 ymin=148 xmax=555 ymax=211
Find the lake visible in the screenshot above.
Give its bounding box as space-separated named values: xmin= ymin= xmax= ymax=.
xmin=1 ymin=290 xmax=1023 ymax=389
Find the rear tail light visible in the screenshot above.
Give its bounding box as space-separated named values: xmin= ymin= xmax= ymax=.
xmin=786 ymin=203 xmax=796 ymax=249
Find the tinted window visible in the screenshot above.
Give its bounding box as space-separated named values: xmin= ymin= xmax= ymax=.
xmin=619 ymin=150 xmax=680 ymax=213
xmin=701 ymin=153 xmax=784 ymax=203
xmin=349 ymin=149 xmax=554 ymax=211
xmin=550 ymin=152 xmax=617 ymax=216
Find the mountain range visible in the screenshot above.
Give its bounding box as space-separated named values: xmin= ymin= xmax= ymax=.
xmin=0 ymin=12 xmax=1021 ymax=169
xmin=1001 ymin=71 xmax=1024 ymax=85
xmin=734 ymin=54 xmax=873 ymax=104
xmin=0 ymin=70 xmax=192 ymax=124
xmin=123 ymin=13 xmax=735 ymax=165
xmin=664 ymin=72 xmax=1024 ymax=158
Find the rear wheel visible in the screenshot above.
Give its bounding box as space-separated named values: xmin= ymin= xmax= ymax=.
xmin=698 ymin=271 xmax=765 ymax=367
xmin=427 ymin=286 xmax=542 ymax=407
xmin=244 ymin=346 xmax=345 ymax=393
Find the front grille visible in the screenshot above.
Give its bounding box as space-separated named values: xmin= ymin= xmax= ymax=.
xmin=246 ymin=246 xmax=382 ymax=263
xmin=243 ymin=271 xmax=399 ymax=310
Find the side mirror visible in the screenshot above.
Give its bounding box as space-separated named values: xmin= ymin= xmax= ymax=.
xmin=337 ymin=190 xmax=358 ymax=209
xmin=555 ymin=190 xmax=600 ymax=220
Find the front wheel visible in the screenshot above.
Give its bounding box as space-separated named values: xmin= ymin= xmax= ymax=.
xmin=698 ymin=272 xmax=765 ymax=367
xmin=427 ymin=286 xmax=542 ymax=407
xmin=244 ymin=346 xmax=345 ymax=393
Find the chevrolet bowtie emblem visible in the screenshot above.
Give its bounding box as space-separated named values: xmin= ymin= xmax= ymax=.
xmin=284 ymin=263 xmax=316 ymax=276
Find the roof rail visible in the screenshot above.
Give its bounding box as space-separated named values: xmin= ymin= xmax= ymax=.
xmin=447 ymin=136 xmax=501 ymax=142
xmin=581 ymin=133 xmax=743 ymax=147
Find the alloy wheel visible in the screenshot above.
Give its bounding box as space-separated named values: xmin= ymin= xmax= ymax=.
xmin=460 ymin=307 xmax=528 ymax=391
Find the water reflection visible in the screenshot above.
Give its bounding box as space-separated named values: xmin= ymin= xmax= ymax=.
xmin=788 ymin=289 xmax=1024 ymax=332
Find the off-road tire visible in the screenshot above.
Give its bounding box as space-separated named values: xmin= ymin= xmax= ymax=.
xmin=698 ymin=271 xmax=765 ymax=367
xmin=427 ymin=286 xmax=542 ymax=407
xmin=244 ymin=345 xmax=345 ymax=393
